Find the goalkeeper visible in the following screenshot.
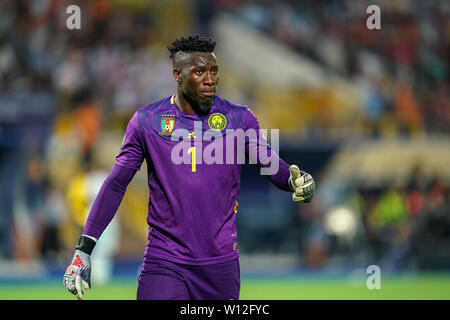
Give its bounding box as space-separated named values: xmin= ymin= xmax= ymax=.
xmin=63 ymin=35 xmax=315 ymax=300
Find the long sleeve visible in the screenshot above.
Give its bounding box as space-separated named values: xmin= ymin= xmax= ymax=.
xmin=244 ymin=108 xmax=291 ymax=192
xmin=82 ymin=163 xmax=137 ymax=239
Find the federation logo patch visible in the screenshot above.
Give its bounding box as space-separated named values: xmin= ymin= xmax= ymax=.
xmin=208 ymin=113 xmax=227 ymax=131
xmin=160 ymin=114 xmax=176 ymax=135
xmin=187 ymin=131 xmax=196 ymax=139
xmin=72 ymin=254 xmax=85 ymax=269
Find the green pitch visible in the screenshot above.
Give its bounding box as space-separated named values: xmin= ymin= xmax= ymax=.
xmin=1 ymin=273 xmax=449 ymax=300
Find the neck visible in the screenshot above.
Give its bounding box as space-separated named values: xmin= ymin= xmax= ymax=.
xmin=174 ymin=89 xmax=195 ymax=114
xmin=175 ymin=89 xmax=211 ymax=116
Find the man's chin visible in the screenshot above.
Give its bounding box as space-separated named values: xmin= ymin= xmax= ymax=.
xmin=198 ymin=99 xmax=213 ymax=113
xmin=183 ymin=91 xmax=213 ymax=115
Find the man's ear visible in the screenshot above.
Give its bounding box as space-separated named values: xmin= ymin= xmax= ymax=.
xmin=173 ymin=69 xmax=182 ymax=83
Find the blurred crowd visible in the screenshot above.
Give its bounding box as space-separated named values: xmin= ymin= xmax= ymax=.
xmin=0 ymin=0 xmax=177 ymax=263
xmin=215 ymin=0 xmax=449 ymax=136
xmin=0 ymin=0 xmax=449 ymax=273
xmin=355 ymin=172 xmax=449 ymax=271
xmin=235 ymin=161 xmax=450 ymax=271
xmin=212 ymin=0 xmax=450 ymax=271
xmin=295 ymin=165 xmax=450 ymax=271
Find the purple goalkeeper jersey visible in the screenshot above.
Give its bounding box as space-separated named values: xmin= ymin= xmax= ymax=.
xmin=112 ymin=94 xmax=290 ymax=265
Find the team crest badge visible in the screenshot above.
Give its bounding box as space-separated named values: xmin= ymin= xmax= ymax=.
xmin=208 ymin=113 xmax=227 ymax=131
xmin=160 ymin=114 xmax=176 ymax=135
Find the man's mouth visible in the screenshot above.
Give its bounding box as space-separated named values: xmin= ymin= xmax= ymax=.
xmin=201 ymin=91 xmax=215 ymax=97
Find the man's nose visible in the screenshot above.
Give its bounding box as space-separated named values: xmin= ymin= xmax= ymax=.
xmin=204 ymin=72 xmax=216 ymax=86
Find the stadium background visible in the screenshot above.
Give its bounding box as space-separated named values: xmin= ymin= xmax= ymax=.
xmin=0 ymin=0 xmax=449 ymax=299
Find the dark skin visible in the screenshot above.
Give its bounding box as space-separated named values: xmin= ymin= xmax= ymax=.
xmin=172 ymin=51 xmax=219 ymax=115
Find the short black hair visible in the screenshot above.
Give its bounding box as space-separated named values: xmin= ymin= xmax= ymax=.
xmin=167 ymin=35 xmax=216 ymax=59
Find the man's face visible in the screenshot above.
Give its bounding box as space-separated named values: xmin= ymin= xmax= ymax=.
xmin=174 ymin=52 xmax=219 ymax=113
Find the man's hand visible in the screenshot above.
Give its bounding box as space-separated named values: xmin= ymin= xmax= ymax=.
xmin=289 ymin=165 xmax=315 ymax=203
xmin=63 ymin=235 xmax=96 ymax=300
xmin=63 ymin=250 xmax=92 ymax=299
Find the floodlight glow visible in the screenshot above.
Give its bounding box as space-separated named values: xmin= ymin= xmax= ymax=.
xmin=324 ymin=206 xmax=357 ymax=238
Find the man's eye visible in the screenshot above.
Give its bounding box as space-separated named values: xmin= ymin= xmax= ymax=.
xmin=195 ymin=70 xmax=203 ymax=75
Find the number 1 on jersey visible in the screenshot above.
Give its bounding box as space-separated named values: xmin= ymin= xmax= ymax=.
xmin=188 ymin=146 xmax=196 ymax=172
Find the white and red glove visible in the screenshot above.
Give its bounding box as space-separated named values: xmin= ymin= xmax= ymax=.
xmin=63 ymin=235 xmax=96 ymax=300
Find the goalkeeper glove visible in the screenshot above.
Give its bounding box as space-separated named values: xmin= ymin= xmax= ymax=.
xmin=63 ymin=235 xmax=96 ymax=300
xmin=289 ymin=165 xmax=315 ymax=203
